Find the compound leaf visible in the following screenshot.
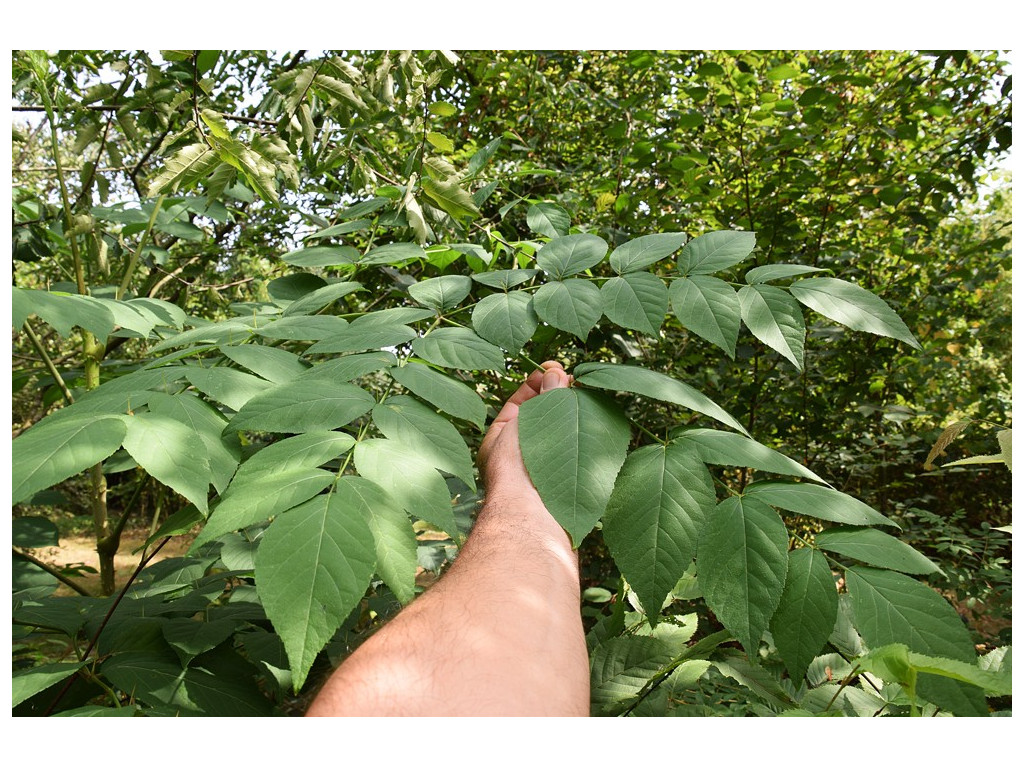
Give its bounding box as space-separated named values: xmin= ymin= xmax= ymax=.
xmin=12 ymin=413 xmax=126 ymax=505
xmin=845 ymin=566 xmax=987 ymax=716
xmin=387 ymin=362 xmax=486 ymax=429
xmin=696 ymin=496 xmax=789 ymax=657
xmin=532 ymin=279 xmax=603 ymax=342
xmin=227 ymin=379 xmax=374 ymax=433
xmin=410 ymin=327 xmax=506 ymax=371
xmin=518 ymin=388 xmax=631 ymax=546
xmin=601 ymin=272 xmax=668 ymax=337
xmin=816 ymin=527 xmax=941 ymax=575
xmin=677 ymin=230 xmax=756 ymax=275
xmin=471 ymin=291 xmax=538 ymax=354
xmin=669 ymin=275 xmax=741 ymax=358
xmin=536 ymin=234 xmax=608 ymax=279
xmin=255 ymin=490 xmax=376 ymax=690
xmin=738 ymin=284 xmax=806 ymax=370
xmin=603 ymin=443 xmax=716 ymax=621
xmin=789 ymin=277 xmax=922 ymax=349
xmin=574 ymin=363 xmax=748 ymax=437
xmin=771 ymin=547 xmax=838 ymax=681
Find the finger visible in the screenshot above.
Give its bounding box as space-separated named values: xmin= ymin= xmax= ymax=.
xmin=479 ymin=362 xmax=566 ymax=464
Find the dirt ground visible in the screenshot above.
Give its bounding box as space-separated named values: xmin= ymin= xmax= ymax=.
xmin=32 ymin=529 xmax=195 ymax=596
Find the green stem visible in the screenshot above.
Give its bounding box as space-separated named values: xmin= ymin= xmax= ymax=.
xmin=11 ymin=548 xmax=94 ymax=597
xmin=23 ymin=321 xmax=74 ymax=405
xmin=117 ymin=193 xmax=166 ymax=300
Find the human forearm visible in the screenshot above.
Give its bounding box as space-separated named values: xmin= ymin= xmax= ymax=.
xmin=306 ymin=494 xmax=588 ymax=716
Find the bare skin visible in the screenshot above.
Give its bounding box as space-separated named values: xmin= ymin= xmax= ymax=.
xmin=305 ymin=361 xmax=590 ymax=716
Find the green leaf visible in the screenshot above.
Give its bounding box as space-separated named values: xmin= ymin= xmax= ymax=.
xmin=213 ymin=135 xmax=280 ymax=204
xmin=256 ymin=315 xmax=349 ymax=341
xmin=744 ymin=264 xmax=827 ymax=284
xmin=193 ymin=468 xmax=335 ymax=545
xmin=126 ymin=298 xmax=187 ymax=330
xmin=816 ymin=527 xmax=941 ymax=575
xmin=281 ymin=245 xmax=360 ymax=268
xmin=147 ymin=392 xmax=241 ymax=495
xmin=574 ymin=363 xmax=749 ymax=437
xmin=526 ymin=202 xmax=571 ymax=238
xmin=372 ymin=395 xmax=476 ymax=490
xmin=358 ymin=241 xmax=427 ymax=266
xmin=410 ymin=327 xmax=506 ymax=371
xmin=256 ymin=491 xmax=376 ymax=690
xmin=603 ymin=443 xmax=716 ymax=620
xmin=467 ymin=137 xmax=501 ymax=177
xmin=590 ymin=634 xmax=675 ymax=715
xmin=696 ymin=496 xmax=789 ymax=657
xmin=267 ymin=273 xmax=327 ymax=304
xmin=231 ymin=431 xmax=355 ymax=485
xmin=536 ymin=234 xmax=608 ymax=279
xmin=609 ymin=233 xmax=688 ymax=274
xmin=51 ymin=705 xmax=140 ymax=717
xmin=313 ymin=73 xmax=368 ymax=111
xmin=162 ymin=618 xmax=238 ymax=666
xmin=92 ymin=298 xmax=160 ymax=338
xmin=845 ymin=567 xmax=987 ymax=716
xmin=14 ymin=288 xmax=116 ymax=340
xmin=425 ymin=131 xmax=455 ymax=153
xmin=744 ymin=481 xmax=898 ymax=529
xmin=12 ymin=516 xmax=59 ymax=548
xmin=148 ymin=143 xmax=218 ymax=196
xmin=220 ymin=344 xmax=309 ymax=383
xmin=471 ymin=291 xmax=538 ymax=354
xmin=407 ymin=275 xmax=473 ymax=312
xmin=532 ymin=279 xmax=603 ymax=342
xmin=304 ymin=322 xmax=416 ymax=355
xmin=669 ymin=275 xmax=741 ymax=357
xmin=770 ymin=548 xmax=838 ymax=681
xmin=677 ymin=230 xmax=756 ymax=275
xmin=12 ymin=413 xmax=126 ymax=504
xmin=13 ymin=661 xmax=88 ymax=707
xmin=428 ymin=100 xmax=457 ymax=117
xmin=672 ymin=429 xmax=827 ymax=483
xmin=738 ymin=284 xmax=806 ymax=370
xmin=120 ymin=413 xmax=211 ymax=514
xmin=354 ymin=438 xmax=460 ymax=539
xmin=184 ymin=366 xmax=269 ymax=412
xmin=601 ymin=272 xmax=668 ymax=337
xmin=150 ymin=319 xmax=253 ymax=353
xmin=299 ymin=351 xmax=398 ymax=384
xmin=387 ymin=362 xmax=487 ymax=429
xmin=518 ymin=388 xmax=631 ymax=546
xmin=421 ymin=176 xmax=480 ymax=221
xmin=305 ymin=219 xmax=372 ymax=240
xmin=226 ymin=379 xmax=374 ymax=434
xmin=857 ymin=644 xmax=1012 ymax=697
xmin=471 ymin=269 xmax=539 ymax=290
xmin=282 ymin=281 xmax=363 ymax=317
xmin=337 ymin=475 xmax=417 ymax=604
xmin=788 ymin=277 xmax=922 ymax=349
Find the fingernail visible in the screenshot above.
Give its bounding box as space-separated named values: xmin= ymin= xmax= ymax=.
xmin=541 ymin=369 xmax=563 ymax=391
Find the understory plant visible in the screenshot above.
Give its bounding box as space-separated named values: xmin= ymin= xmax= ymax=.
xmin=13 ymin=216 xmax=1011 ymax=716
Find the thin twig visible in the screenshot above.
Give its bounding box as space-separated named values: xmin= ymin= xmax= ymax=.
xmin=42 ymin=536 xmax=173 ymax=715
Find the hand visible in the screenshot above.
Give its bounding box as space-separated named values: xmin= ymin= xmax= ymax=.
xmin=478 ymin=360 xmax=572 ymax=500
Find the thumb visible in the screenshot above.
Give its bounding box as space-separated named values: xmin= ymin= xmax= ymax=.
xmin=540 ymin=367 xmax=570 ymax=393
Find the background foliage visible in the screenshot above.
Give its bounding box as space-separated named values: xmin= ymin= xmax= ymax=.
xmin=11 ymin=49 xmax=1011 ymax=716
